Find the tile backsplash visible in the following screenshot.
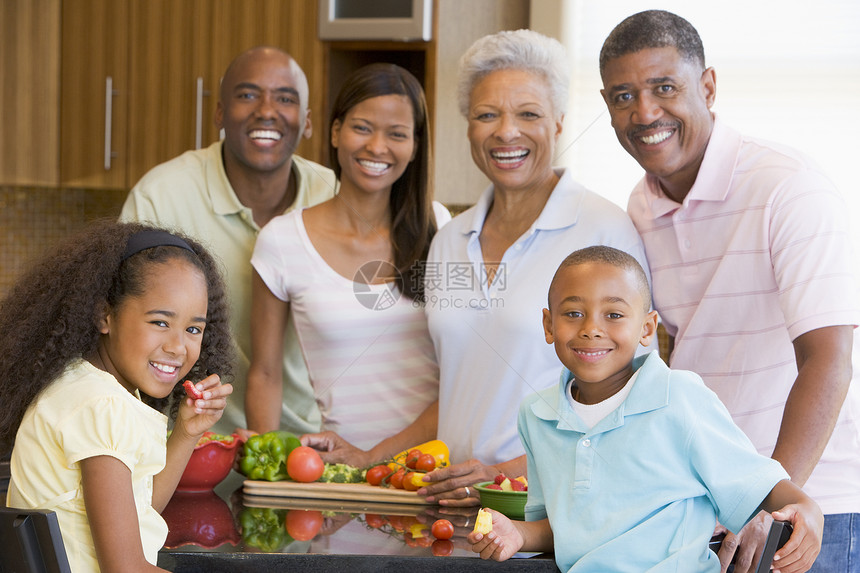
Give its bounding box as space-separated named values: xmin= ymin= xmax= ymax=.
xmin=0 ymin=187 xmax=128 ymax=297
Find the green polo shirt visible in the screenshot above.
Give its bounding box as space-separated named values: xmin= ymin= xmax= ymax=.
xmin=121 ymin=140 xmax=337 ymax=435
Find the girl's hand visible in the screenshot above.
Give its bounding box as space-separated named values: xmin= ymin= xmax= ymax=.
xmin=769 ymin=502 xmax=823 ymax=573
xmin=467 ymin=509 xmax=523 ymax=562
xmin=178 ymin=373 xmax=233 ymax=438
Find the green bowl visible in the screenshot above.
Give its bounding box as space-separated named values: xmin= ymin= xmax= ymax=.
xmin=474 ymin=481 xmax=527 ymax=520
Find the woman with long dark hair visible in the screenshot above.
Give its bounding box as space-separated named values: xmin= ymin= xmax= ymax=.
xmin=246 ymin=64 xmax=449 ymax=460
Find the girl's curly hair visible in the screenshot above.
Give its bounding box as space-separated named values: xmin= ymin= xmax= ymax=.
xmin=0 ymin=220 xmax=234 ymax=455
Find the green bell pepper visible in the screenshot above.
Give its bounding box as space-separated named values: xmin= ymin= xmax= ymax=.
xmin=238 ymin=430 xmax=301 ymax=481
xmin=238 ymin=507 xmax=293 ymax=552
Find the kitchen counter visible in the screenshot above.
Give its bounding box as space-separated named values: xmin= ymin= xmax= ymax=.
xmin=159 ymin=552 xmax=559 ymax=572
xmin=157 ymin=472 xmax=559 ymax=573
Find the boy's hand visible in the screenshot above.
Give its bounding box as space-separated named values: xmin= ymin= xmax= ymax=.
xmin=178 ymin=373 xmax=233 ymax=437
xmin=467 ymin=509 xmax=523 ymax=561
xmin=769 ymin=502 xmax=823 ymax=573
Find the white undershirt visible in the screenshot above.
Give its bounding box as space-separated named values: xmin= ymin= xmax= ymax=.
xmin=566 ymin=370 xmax=640 ymax=429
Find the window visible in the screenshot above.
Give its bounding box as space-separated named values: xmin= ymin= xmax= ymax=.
xmin=533 ymin=0 xmax=860 ymax=255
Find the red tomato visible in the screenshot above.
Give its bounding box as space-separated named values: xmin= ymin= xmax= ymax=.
xmin=389 ymin=468 xmax=406 ymax=489
xmin=431 ymin=519 xmax=454 ymax=540
xmin=286 ymin=446 xmax=324 ymax=483
xmin=387 ymin=515 xmax=406 ymax=531
xmin=364 ymin=513 xmax=387 ymax=529
xmin=415 ymin=453 xmax=436 ymax=472
xmin=405 ymin=448 xmax=422 ymax=469
xmin=365 ymin=464 xmax=392 ymax=486
xmin=285 ymin=509 xmax=323 ymax=541
xmin=432 ymin=538 xmax=454 ymax=556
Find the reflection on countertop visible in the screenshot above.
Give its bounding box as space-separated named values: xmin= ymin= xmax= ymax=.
xmin=158 ymin=470 xmax=559 ymax=573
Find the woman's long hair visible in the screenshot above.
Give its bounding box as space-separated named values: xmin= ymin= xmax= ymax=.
xmin=328 ymin=63 xmax=437 ymax=300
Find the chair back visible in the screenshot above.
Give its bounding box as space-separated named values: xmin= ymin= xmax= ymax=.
xmin=0 ymin=507 xmax=71 ymax=573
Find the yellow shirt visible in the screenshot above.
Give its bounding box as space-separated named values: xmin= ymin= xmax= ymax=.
xmin=7 ymin=359 xmax=168 ymax=572
xmin=120 ymin=141 xmax=337 ymax=435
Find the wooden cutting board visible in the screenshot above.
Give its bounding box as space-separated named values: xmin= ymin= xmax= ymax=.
xmin=242 ymin=480 xmax=435 ymax=506
xmin=242 ymin=493 xmax=427 ymax=515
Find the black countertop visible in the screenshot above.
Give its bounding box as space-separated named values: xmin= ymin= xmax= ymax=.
xmin=157 ymin=472 xmax=559 ymax=573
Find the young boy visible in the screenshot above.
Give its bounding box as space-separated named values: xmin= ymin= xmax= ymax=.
xmin=469 ymin=246 xmax=823 ymax=572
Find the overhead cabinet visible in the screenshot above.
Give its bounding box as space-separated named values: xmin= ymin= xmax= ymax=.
xmin=60 ymin=0 xmax=325 ymax=189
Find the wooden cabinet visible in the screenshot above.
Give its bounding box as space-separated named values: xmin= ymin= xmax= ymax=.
xmin=59 ymin=0 xmax=326 ymax=190
xmin=0 ymin=0 xmax=61 ymax=186
xmin=60 ymin=0 xmax=130 ymax=189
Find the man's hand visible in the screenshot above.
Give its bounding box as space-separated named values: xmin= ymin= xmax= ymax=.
xmin=300 ymin=431 xmax=371 ymax=467
xmin=718 ymin=510 xmax=772 ymax=573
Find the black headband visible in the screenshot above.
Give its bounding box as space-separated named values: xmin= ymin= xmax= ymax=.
xmin=121 ymin=230 xmax=196 ymax=261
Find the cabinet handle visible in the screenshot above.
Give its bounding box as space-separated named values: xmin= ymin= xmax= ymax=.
xmin=104 ymin=77 xmax=116 ymax=170
xmin=195 ymin=77 xmax=210 ymax=150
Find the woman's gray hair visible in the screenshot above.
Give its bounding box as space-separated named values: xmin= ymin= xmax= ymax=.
xmin=457 ymin=29 xmax=570 ymax=119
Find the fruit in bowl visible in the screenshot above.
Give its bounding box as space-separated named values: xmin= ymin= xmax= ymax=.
xmin=474 ymin=474 xmax=528 ymax=520
xmin=177 ymin=432 xmax=242 ymax=492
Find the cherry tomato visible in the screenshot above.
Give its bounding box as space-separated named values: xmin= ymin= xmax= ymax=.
xmin=365 ymin=464 xmax=392 ymax=486
xmin=431 ymin=519 xmax=454 ymax=540
xmin=415 ymin=453 xmax=436 ymax=472
xmin=389 ymin=467 xmax=406 ymax=489
xmin=432 ymin=538 xmax=454 ymax=556
xmin=402 ymin=471 xmax=424 ymax=491
xmin=286 ymin=446 xmax=324 ymax=483
xmin=405 ymin=448 xmax=422 ymax=469
xmin=285 ymin=509 xmax=323 ymax=541
xmin=387 ymin=515 xmax=406 ymax=531
xmin=364 ymin=513 xmax=387 ymax=529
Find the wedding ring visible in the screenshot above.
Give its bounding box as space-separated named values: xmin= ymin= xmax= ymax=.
xmin=464 ymin=486 xmax=471 ymax=498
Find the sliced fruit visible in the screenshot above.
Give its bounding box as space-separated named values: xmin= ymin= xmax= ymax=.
xmin=473 ymin=508 xmax=493 ymax=535
xmin=509 ymin=478 xmax=526 ymax=492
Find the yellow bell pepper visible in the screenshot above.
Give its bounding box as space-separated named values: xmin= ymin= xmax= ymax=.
xmin=409 ymin=522 xmax=429 ymax=539
xmin=391 ymin=439 xmax=449 ymax=469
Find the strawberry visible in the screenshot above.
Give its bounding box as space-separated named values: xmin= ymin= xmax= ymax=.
xmin=509 ymin=478 xmax=526 ymax=492
xmin=485 ymin=483 xmax=502 ymax=490
xmin=493 ymin=474 xmax=506 ymax=485
xmin=183 ymin=380 xmax=203 ymax=400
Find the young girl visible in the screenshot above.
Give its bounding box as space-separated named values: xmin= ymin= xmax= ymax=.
xmin=0 ymin=221 xmax=234 ymax=572
xmin=247 ymin=63 xmax=449 ymax=465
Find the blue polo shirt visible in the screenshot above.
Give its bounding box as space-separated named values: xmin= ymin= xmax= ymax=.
xmin=518 ymin=351 xmax=789 ymax=572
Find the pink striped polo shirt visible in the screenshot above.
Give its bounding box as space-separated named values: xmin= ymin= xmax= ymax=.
xmin=628 ymin=117 xmax=860 ymax=514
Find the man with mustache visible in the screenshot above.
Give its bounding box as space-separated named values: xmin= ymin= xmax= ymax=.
xmin=599 ymin=10 xmax=859 ymax=573
xmin=121 ymin=47 xmax=336 ymax=438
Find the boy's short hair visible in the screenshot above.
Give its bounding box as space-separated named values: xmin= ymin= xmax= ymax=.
xmin=549 ymin=246 xmax=652 ymax=313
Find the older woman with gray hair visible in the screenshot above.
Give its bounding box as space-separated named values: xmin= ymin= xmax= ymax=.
xmin=417 ymin=29 xmax=654 ymax=506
